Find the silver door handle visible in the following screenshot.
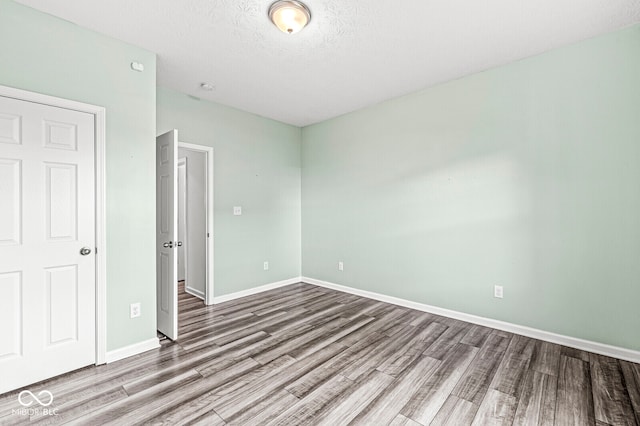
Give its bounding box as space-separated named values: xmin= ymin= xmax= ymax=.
xmin=163 ymin=241 xmax=174 ymax=248
xmin=80 ymin=247 xmax=92 ymax=256
xmin=176 ymin=241 xmax=183 ymax=247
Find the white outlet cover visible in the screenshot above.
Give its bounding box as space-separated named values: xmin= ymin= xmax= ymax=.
xmin=130 ymin=302 xmax=141 ymax=318
xmin=233 ymin=206 xmax=242 ymax=215
xmin=263 ymin=261 xmax=269 ymax=270
xmin=338 ymin=261 xmax=344 ymax=271
xmin=494 ymin=286 xmax=504 ymax=299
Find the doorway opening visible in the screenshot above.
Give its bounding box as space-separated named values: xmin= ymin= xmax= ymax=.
xmin=156 ymin=130 xmax=214 ymax=342
xmin=177 ymin=142 xmax=214 ymax=308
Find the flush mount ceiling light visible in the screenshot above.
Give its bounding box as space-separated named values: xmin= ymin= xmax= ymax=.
xmin=269 ymin=0 xmax=311 ymax=34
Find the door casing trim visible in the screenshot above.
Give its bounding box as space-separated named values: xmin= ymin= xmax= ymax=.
xmin=0 ymin=84 xmax=107 ymax=365
xmin=178 ymin=141 xmax=214 ymax=305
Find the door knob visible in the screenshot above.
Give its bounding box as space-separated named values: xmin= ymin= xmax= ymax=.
xmin=80 ymin=247 xmax=92 ymax=256
xmin=163 ymin=241 xmax=174 ymax=248
xmin=176 ymin=241 xmax=183 ymax=247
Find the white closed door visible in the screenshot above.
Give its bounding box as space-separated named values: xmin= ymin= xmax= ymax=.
xmin=156 ymin=130 xmax=178 ymax=340
xmin=0 ymin=95 xmax=96 ymax=394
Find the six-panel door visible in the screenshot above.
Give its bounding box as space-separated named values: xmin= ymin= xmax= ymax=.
xmin=0 ymin=96 xmax=96 ymax=394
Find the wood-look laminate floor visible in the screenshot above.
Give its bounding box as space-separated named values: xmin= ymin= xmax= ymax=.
xmin=1 ymin=282 xmax=639 ymax=426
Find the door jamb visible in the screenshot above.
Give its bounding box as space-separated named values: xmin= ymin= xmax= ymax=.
xmin=177 ymin=142 xmax=214 ymax=305
xmin=177 ymin=158 xmax=188 ymax=286
xmin=0 ymin=85 xmax=107 ymax=365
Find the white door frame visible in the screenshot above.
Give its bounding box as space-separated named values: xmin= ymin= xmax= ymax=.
xmin=178 ymin=142 xmax=214 ymax=305
xmin=177 ymin=157 xmax=188 ymax=284
xmin=0 ymin=85 xmax=107 ymax=364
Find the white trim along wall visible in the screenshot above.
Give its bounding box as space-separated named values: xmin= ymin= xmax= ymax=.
xmin=302 ymin=277 xmax=640 ymax=364
xmin=198 ymin=274 xmax=640 ymax=364
xmin=211 ymin=277 xmax=302 ymax=304
xmin=105 ymin=338 xmax=160 ymax=364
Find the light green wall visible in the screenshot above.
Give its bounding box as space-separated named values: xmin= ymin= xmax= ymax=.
xmin=0 ymin=1 xmax=158 ymax=351
xmin=157 ymin=87 xmax=301 ymax=296
xmin=302 ymin=25 xmax=640 ymax=351
xmin=4 ymin=0 xmax=639 ymax=355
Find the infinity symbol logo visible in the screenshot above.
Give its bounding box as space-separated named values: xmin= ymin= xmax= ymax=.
xmin=18 ymin=390 xmax=54 ymax=407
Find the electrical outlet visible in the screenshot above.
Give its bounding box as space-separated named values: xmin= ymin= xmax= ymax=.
xmin=494 ymin=285 xmax=504 ymax=299
xmin=130 ymin=302 xmax=141 ymax=318
xmin=263 ymin=261 xmax=269 ymax=271
xmin=338 ymin=261 xmax=344 ymax=271
xmin=233 ymin=206 xmax=242 ymax=216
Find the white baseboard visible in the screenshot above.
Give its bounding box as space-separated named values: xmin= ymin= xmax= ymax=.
xmin=105 ymin=338 xmax=160 ymax=364
xmin=185 ymin=286 xmax=205 ymax=300
xmin=212 ymin=277 xmax=302 ymax=304
xmin=302 ymin=276 xmax=640 ymax=364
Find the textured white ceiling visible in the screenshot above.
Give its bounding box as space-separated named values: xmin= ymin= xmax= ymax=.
xmin=15 ymin=0 xmax=640 ymax=126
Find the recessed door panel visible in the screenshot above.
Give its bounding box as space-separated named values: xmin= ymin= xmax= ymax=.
xmin=160 ymin=252 xmax=170 ymax=314
xmin=0 ymin=113 xmax=21 ymax=145
xmin=43 ymin=120 xmax=77 ymax=151
xmin=0 ymin=272 xmax=22 ymax=361
xmin=0 ymin=159 xmax=21 ymax=245
xmin=160 ymin=174 xmax=170 ymax=234
xmin=46 ymin=162 xmax=78 ymax=241
xmin=160 ymin=144 xmax=169 ymax=166
xmin=45 ymin=265 xmax=78 ymax=346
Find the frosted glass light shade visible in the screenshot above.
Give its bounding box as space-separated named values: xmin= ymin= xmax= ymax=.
xmin=269 ymin=1 xmax=311 ymax=34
